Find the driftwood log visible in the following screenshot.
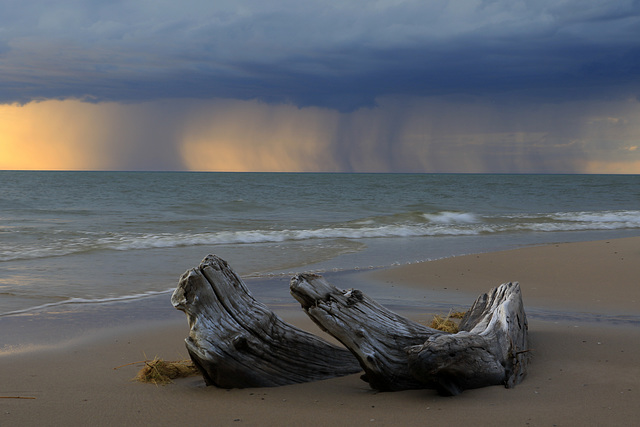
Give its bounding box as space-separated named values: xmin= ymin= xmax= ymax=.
xmin=289 ymin=273 xmax=438 ymax=391
xmin=406 ymin=282 xmax=529 ymax=394
xmin=172 ymin=255 xmax=529 ymax=395
xmin=290 ymin=274 xmax=529 ymax=395
xmin=171 ymin=255 xmax=361 ymax=388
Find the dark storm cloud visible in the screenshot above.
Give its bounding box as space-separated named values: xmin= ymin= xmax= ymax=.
xmin=1 ymin=1 xmax=639 ymax=110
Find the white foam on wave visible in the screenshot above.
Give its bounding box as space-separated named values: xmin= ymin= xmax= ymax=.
xmin=553 ymin=210 xmax=640 ymax=224
xmin=3 ymin=210 xmax=640 ymax=262
xmin=422 ymin=211 xmax=480 ymax=224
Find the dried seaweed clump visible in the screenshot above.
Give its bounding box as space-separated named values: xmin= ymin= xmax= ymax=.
xmin=135 ymin=358 xmax=200 ymax=384
xmin=429 ymin=311 xmax=467 ymax=333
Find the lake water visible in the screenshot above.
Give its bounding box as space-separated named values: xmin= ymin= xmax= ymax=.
xmin=1 ymin=171 xmax=639 ymax=318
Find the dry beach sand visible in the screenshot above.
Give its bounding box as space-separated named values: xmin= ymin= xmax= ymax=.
xmin=2 ymin=237 xmax=639 ymax=426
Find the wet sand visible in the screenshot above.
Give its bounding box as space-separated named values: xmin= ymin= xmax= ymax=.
xmin=2 ymin=237 xmax=639 ymax=426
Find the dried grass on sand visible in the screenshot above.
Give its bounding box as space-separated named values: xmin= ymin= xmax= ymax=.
xmin=134 ymin=358 xmax=200 ymax=385
xmin=428 ymin=310 xmax=466 ymax=333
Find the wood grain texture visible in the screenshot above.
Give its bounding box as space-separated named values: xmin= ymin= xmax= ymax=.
xmin=407 ymin=283 xmax=529 ymax=395
xmin=290 ymin=273 xmax=440 ymax=391
xmin=171 ymin=255 xmax=361 ymax=388
xmin=291 ymin=275 xmax=529 ymax=395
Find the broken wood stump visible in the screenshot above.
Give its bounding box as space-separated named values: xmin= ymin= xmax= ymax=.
xmin=171 ymin=255 xmax=361 ymax=388
xmin=407 ymin=282 xmax=529 ymax=395
xmin=290 ymin=274 xmax=529 ymax=395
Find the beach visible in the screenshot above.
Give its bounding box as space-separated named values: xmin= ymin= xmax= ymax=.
xmin=2 ymin=237 xmax=639 ymax=426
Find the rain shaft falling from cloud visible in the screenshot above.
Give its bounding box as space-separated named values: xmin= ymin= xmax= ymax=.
xmin=3 ymin=96 xmax=640 ymax=173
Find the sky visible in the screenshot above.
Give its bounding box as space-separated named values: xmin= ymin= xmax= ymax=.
xmin=1 ymin=0 xmax=640 ymax=173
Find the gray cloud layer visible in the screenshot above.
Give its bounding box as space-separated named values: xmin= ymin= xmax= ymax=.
xmin=2 ymin=0 xmax=640 ymax=110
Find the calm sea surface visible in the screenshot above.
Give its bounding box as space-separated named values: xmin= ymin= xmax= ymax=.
xmin=1 ymin=171 xmax=639 ymax=317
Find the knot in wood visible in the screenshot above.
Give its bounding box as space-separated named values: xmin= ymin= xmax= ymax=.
xmin=233 ymin=335 xmax=249 ymax=350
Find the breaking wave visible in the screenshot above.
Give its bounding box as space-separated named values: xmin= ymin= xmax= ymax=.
xmin=2 ymin=209 xmax=639 ymax=262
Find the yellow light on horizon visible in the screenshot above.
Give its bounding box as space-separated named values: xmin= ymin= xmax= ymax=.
xmin=0 ymin=100 xmax=114 ymax=170
xmin=583 ymin=160 xmax=640 ymax=175
xmin=178 ymin=99 xmax=341 ymax=172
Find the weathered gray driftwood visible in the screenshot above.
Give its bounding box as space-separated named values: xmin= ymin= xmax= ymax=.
xmin=172 ymin=254 xmax=529 ymax=394
xmin=289 ymin=273 xmax=439 ymax=391
xmin=290 ymin=274 xmax=528 ymax=395
xmin=171 ymin=255 xmax=361 ymax=388
xmin=407 ymin=282 xmax=529 ymax=395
